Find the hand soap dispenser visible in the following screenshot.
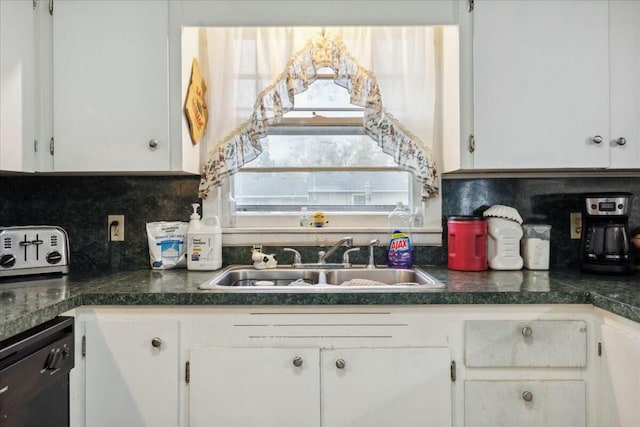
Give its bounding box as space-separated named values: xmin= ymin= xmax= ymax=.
xmin=187 ymin=203 xmax=222 ymax=271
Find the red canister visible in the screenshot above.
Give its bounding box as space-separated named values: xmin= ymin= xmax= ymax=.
xmin=447 ymin=216 xmax=487 ymax=271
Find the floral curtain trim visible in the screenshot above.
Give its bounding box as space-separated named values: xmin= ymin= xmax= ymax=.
xmin=198 ymin=31 xmax=439 ymax=200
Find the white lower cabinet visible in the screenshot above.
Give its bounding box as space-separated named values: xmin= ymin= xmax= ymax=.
xmin=72 ymin=305 xmax=640 ymax=427
xmin=465 ymin=380 xmax=586 ymax=427
xmin=84 ymin=318 xmax=180 ymax=427
xmin=187 ymin=307 xmax=453 ymax=427
xmin=462 ymin=319 xmax=589 ymax=427
xmin=322 ymin=347 xmax=451 ymax=427
xmin=597 ymin=312 xmax=640 ymax=427
xmin=189 ymin=347 xmax=321 ymax=427
xmin=190 ymin=346 xmax=451 ymax=427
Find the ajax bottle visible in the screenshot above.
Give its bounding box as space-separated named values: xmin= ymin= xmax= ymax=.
xmin=387 ymin=202 xmax=413 ymax=268
xmin=187 ymin=203 xmax=222 ymax=271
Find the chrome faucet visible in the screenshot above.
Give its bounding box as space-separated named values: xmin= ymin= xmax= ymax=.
xmin=367 ymin=239 xmax=380 ymax=269
xmin=318 ymin=237 xmax=353 ymax=264
xmin=342 ymin=247 xmax=360 ymax=268
xmin=283 ymin=248 xmax=302 ymax=268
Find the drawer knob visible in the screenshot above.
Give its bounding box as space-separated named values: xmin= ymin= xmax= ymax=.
xmin=335 ymin=359 xmax=346 ymax=369
xmin=148 ymin=139 xmax=159 ymax=149
xmin=616 ymin=137 xmax=627 ymax=146
xmin=151 ymin=337 xmax=162 ymax=348
xmin=592 ymin=135 xmax=603 ymax=144
xmin=522 ymin=391 xmax=533 ymax=402
xmin=521 ymin=326 xmax=533 ymax=337
xmin=292 ymin=356 xmax=303 ymax=367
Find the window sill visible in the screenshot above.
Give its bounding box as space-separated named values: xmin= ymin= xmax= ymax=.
xmin=221 ymin=227 xmax=443 ymax=246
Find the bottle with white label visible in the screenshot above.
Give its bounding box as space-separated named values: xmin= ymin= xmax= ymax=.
xmin=521 ymin=224 xmax=551 ymax=270
xmin=187 ymin=203 xmax=222 ymax=271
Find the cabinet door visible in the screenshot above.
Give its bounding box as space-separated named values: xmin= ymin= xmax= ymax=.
xmin=52 ymin=0 xmax=169 ymax=172
xmin=321 ymin=347 xmax=452 ymax=427
xmin=473 ymin=0 xmax=609 ymax=169
xmin=189 ymin=347 xmax=321 ymax=427
xmin=599 ymin=324 xmax=640 ymax=427
xmin=0 ymin=0 xmax=37 ymax=172
xmin=609 ymin=0 xmax=640 ymax=168
xmin=85 ymin=320 xmax=180 ymax=427
xmin=465 ymin=380 xmax=585 ymax=427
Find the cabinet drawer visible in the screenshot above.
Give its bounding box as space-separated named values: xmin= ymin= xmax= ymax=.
xmin=465 ymin=320 xmax=586 ymax=367
xmin=465 ymin=380 xmax=585 ymax=427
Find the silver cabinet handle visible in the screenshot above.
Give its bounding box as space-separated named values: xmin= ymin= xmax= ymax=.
xmin=0 ymin=385 xmax=8 ymax=394
xmin=292 ymin=356 xmax=303 ymax=367
xmin=151 ymin=337 xmax=162 ymax=348
xmin=616 ymin=137 xmax=627 ymax=146
xmin=592 ymin=135 xmax=603 ymax=144
xmin=522 ymin=391 xmax=533 ymax=402
xmin=521 ymin=326 xmax=533 ymax=337
xmin=148 ymin=139 xmax=159 ymax=149
xmin=335 ymin=359 xmax=346 ymax=369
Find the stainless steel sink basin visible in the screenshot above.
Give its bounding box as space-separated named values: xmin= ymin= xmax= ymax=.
xmin=198 ymin=265 xmax=445 ymax=292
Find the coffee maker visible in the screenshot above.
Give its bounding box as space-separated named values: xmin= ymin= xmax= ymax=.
xmin=580 ymin=192 xmax=634 ymax=274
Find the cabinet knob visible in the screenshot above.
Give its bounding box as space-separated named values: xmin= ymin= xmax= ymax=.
xmin=521 ymin=326 xmax=533 ymax=338
xmin=148 ymin=139 xmax=159 ymax=149
xmin=522 ymin=391 xmax=533 ymax=402
xmin=151 ymin=337 xmax=162 ymax=348
xmin=592 ymin=135 xmax=603 ymax=144
xmin=292 ymin=356 xmax=303 ymax=367
xmin=335 ymin=359 xmax=346 ymax=369
xmin=616 ymin=137 xmax=627 ymax=146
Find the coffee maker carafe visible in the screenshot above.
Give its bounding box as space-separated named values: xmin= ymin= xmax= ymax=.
xmin=580 ymin=192 xmax=633 ymax=274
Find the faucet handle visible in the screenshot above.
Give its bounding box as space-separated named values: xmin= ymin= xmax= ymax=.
xmin=369 ymin=239 xmax=381 ymax=247
xmin=342 ymin=247 xmax=360 ymax=268
xmin=283 ymin=248 xmax=302 ymax=267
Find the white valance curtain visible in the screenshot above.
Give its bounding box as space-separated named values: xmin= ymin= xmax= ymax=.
xmin=197 ymin=27 xmax=438 ymax=199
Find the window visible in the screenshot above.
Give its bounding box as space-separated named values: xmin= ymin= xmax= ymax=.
xmin=233 ymin=76 xmax=412 ymax=215
xmin=191 ymin=26 xmax=459 ymax=246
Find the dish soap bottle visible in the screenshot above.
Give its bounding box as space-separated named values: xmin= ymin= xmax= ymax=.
xmin=299 ymin=206 xmax=309 ymax=227
xmin=187 ymin=203 xmax=222 ymax=271
xmin=387 ymin=202 xmax=413 ymax=268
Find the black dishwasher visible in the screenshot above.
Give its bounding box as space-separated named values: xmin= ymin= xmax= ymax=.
xmin=0 ymin=316 xmax=74 ymax=427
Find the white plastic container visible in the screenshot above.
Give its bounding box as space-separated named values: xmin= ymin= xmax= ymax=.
xmin=486 ymin=217 xmax=523 ymax=270
xmin=521 ymin=224 xmax=551 ymax=270
xmin=187 ymin=204 xmax=222 ymax=271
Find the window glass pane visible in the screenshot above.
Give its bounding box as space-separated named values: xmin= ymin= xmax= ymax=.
xmin=234 ymin=171 xmax=410 ymax=212
xmin=248 ymin=134 xmax=397 ymax=168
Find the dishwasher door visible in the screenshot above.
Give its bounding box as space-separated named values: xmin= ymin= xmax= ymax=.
xmin=0 ymin=316 xmax=74 ymax=427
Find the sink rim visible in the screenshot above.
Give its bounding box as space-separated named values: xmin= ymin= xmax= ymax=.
xmin=198 ymin=264 xmax=446 ymax=292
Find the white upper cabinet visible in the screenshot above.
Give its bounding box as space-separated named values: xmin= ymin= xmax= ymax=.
xmin=472 ymin=0 xmax=610 ymax=169
xmin=609 ymin=0 xmax=640 ymax=169
xmin=0 ymin=0 xmax=38 ymax=172
xmin=51 ymin=0 xmax=198 ymax=173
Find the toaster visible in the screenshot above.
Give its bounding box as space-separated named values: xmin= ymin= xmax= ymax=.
xmin=0 ymin=226 xmax=70 ymax=278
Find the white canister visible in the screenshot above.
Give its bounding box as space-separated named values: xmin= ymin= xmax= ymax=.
xmin=521 ymin=224 xmax=551 ymax=270
xmin=486 ymin=217 xmax=523 ymax=270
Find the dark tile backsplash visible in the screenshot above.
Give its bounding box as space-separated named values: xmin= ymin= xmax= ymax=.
xmin=1 ymin=175 xmax=638 ymax=271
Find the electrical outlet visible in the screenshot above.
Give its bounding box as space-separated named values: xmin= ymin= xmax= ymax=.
xmin=570 ymin=212 xmax=582 ymax=239
xmin=108 ymin=215 xmax=125 ymax=241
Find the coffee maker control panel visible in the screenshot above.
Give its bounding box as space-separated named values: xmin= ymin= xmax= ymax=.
xmin=585 ymin=196 xmax=630 ymax=216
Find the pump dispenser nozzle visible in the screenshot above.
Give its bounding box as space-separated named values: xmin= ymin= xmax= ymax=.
xmin=190 ymin=203 xmax=201 ymax=220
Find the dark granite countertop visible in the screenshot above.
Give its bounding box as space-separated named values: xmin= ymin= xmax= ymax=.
xmin=1 ymin=266 xmax=638 ymax=341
